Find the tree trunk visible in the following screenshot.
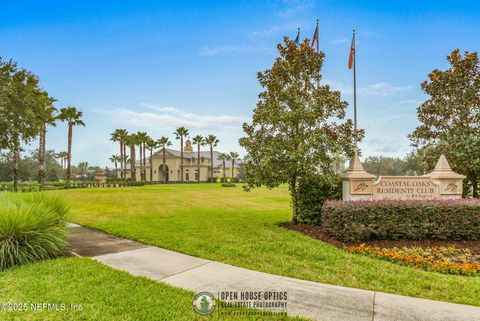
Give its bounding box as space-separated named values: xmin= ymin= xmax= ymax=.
xmin=210 ymin=146 xmax=213 ymax=182
xmin=290 ymin=176 xmax=299 ymax=223
xmin=231 ymin=160 xmax=234 ymax=179
xmin=139 ymin=144 xmax=143 ymax=182
xmin=119 ymin=142 xmax=124 ymax=181
xmin=133 ymin=146 xmax=136 ymax=181
xmin=472 ymin=175 xmax=479 ymax=198
xmin=163 ymin=147 xmax=167 ymax=183
xmin=130 ymin=145 xmax=136 ymax=181
xmin=12 ymin=132 xmax=20 ymax=193
xmin=123 ymin=144 xmax=127 ymax=183
xmin=223 ymin=161 xmax=226 ymax=181
xmin=180 ymin=137 xmax=184 ymax=182
xmin=67 ymin=124 xmax=73 ymax=186
xmin=149 ymin=149 xmax=153 ymax=182
xmin=197 ymin=144 xmax=201 ymax=183
xmin=143 ymin=143 xmax=147 ymax=182
xmin=38 ymin=124 xmax=46 ymax=190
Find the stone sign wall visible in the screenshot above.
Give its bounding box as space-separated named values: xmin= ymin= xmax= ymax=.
xmin=342 ymin=154 xmax=465 ymax=201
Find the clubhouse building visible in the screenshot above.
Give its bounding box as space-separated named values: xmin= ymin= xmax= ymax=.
xmin=120 ymin=140 xmax=241 ymax=182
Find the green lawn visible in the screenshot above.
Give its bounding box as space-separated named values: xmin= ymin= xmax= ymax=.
xmin=54 ymin=184 xmax=480 ymax=306
xmin=0 ymin=257 xmax=305 ymax=321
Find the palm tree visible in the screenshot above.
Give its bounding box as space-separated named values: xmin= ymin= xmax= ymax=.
xmin=174 ymin=127 xmax=189 ymax=182
xmin=124 ymin=133 xmax=137 ymax=181
xmin=78 ymin=161 xmax=89 ymax=181
xmin=121 ymin=154 xmax=130 ymax=181
xmin=37 ymin=93 xmax=57 ymax=191
xmin=217 ymin=153 xmax=228 ymax=182
xmin=204 ymin=135 xmax=219 ymax=182
xmin=55 ymin=152 xmax=67 ymax=169
xmin=228 ymin=152 xmax=239 ymax=180
xmin=58 ymin=107 xmax=85 ymax=186
xmin=111 ymin=129 xmax=127 ymax=182
xmin=157 ymin=136 xmax=172 ymax=183
xmin=192 ymin=135 xmax=204 ymax=182
xmin=109 ymin=155 xmax=121 ymax=179
xmin=117 ymin=129 xmax=129 ymax=182
xmin=145 ymin=138 xmax=158 ymax=182
xmin=59 ymin=151 xmax=68 ymax=169
xmin=135 ymin=131 xmax=149 ymax=182
xmin=143 ymin=134 xmax=148 ymax=181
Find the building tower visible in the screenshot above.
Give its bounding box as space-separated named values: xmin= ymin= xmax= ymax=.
xmin=184 ymin=139 xmax=193 ymax=153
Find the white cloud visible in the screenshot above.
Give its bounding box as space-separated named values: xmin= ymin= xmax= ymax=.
xmin=141 ymin=104 xmax=183 ymax=115
xmin=324 ymin=79 xmax=412 ymax=97
xmin=278 ymin=0 xmax=315 ymax=19
xmin=329 ymin=38 xmax=349 ymax=45
xmin=95 ymin=104 xmax=247 ymax=131
xmin=362 ymin=137 xmax=409 ymax=155
xmin=359 ymin=82 xmax=412 ymax=96
xmin=250 ymin=24 xmax=295 ymax=39
xmin=199 ymin=45 xmax=239 ymax=56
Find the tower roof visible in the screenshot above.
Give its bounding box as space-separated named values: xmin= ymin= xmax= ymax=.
xmin=429 ymin=154 xmax=465 ymax=179
xmin=342 ymin=154 xmax=376 ymax=179
xmin=433 ymin=154 xmax=451 ymax=172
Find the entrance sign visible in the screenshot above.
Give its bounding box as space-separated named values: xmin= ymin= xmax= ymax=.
xmin=374 ymin=176 xmax=438 ymax=200
xmin=342 ymin=154 xmax=465 ymax=201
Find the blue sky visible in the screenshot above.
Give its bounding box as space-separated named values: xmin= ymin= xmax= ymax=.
xmin=1 ymin=0 xmax=479 ymax=166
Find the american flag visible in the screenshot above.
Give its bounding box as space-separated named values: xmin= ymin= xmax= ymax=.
xmin=348 ymin=32 xmax=355 ymax=69
xmin=311 ymin=24 xmax=318 ymax=48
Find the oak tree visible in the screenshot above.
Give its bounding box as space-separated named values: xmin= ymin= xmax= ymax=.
xmin=409 ymin=49 xmax=480 ymax=197
xmin=240 ymin=38 xmax=362 ymax=222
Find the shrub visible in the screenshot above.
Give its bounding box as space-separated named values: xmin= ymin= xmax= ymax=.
xmin=322 ymin=199 xmax=480 ymax=242
xmin=221 ymin=183 xmax=236 ymax=187
xmin=296 ymin=174 xmax=342 ymax=225
xmin=209 ymin=177 xmax=240 ymax=183
xmin=0 ymin=193 xmax=69 ymax=270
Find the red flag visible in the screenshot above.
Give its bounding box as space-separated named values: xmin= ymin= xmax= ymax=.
xmin=311 ymin=24 xmax=318 ymax=47
xmin=348 ymin=32 xmax=355 ymax=69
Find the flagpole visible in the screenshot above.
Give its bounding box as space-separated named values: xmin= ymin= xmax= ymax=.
xmin=316 ymin=18 xmax=320 ymax=88
xmin=353 ymin=29 xmax=357 ymax=132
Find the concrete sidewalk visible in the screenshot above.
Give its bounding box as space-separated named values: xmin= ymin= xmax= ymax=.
xmin=68 ymin=223 xmax=480 ymax=321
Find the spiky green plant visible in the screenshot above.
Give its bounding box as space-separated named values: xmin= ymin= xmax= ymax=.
xmin=0 ymin=193 xmax=69 ymax=270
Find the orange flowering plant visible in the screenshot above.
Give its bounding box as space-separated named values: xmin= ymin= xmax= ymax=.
xmin=348 ymin=244 xmax=480 ymax=276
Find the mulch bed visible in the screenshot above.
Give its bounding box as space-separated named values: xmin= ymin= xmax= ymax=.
xmin=280 ymin=222 xmax=480 ymax=255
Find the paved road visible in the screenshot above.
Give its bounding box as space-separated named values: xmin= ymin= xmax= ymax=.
xmin=68 ymin=223 xmax=480 ymax=321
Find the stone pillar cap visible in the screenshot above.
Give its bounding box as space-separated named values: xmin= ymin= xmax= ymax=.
xmin=341 ymin=154 xmax=376 ymax=179
xmin=428 ymin=154 xmax=466 ymax=179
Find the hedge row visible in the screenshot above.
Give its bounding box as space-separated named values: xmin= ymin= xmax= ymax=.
xmin=322 ymin=199 xmax=480 ymax=242
xmin=0 ymin=180 xmax=144 ymax=192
